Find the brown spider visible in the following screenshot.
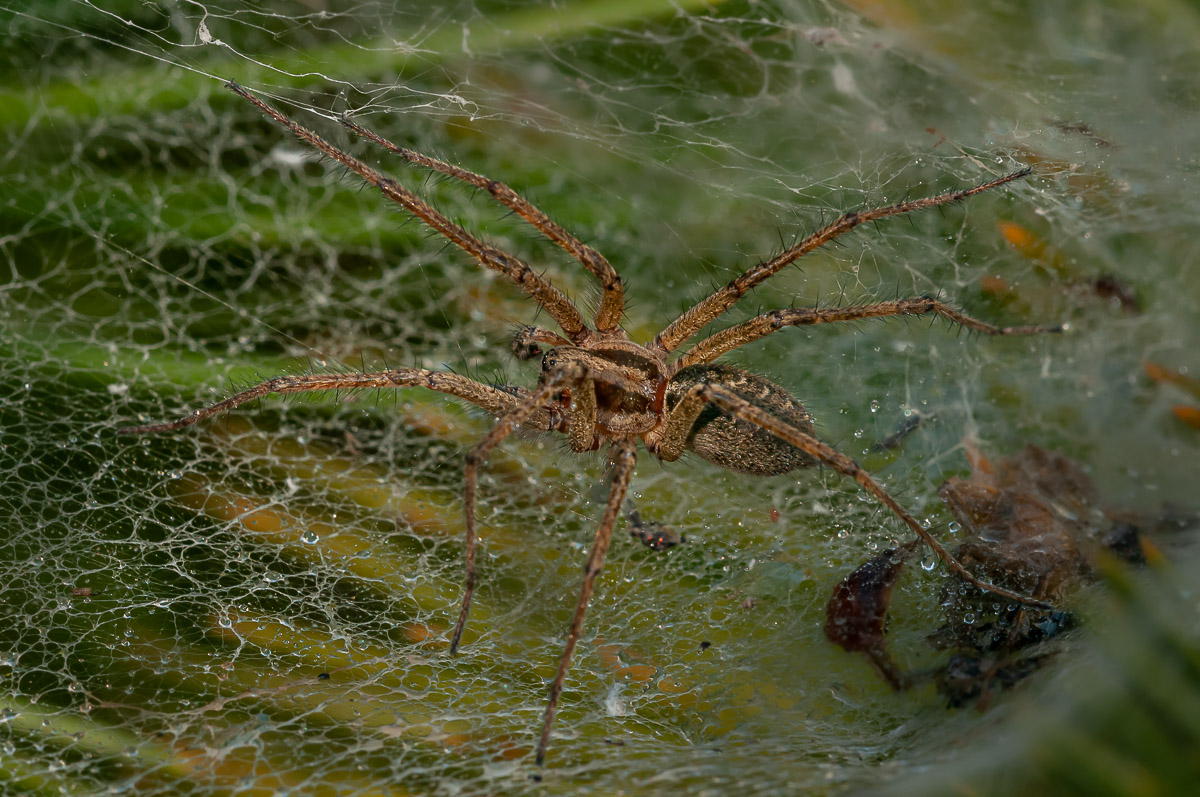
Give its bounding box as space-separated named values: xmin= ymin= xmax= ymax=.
xmin=120 ymin=80 xmax=1062 ymax=766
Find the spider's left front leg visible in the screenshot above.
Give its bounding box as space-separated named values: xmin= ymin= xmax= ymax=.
xmin=654 ymin=379 xmax=1052 ymax=611
xmin=537 ymin=438 xmax=637 ymax=765
xmin=448 ymin=352 xmax=638 ymax=766
xmin=451 ymin=357 xmax=600 ymax=653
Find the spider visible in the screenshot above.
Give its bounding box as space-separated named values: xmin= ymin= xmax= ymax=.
xmin=120 ymin=80 xmax=1062 ymax=766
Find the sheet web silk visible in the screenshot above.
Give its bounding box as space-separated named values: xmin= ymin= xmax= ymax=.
xmin=1 ymin=1 xmax=1197 ymax=794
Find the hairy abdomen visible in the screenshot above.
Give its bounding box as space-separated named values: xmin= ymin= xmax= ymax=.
xmin=666 ymin=364 xmax=816 ymax=476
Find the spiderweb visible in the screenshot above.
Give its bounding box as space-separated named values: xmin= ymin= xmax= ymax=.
xmin=3 ymin=1 xmax=1199 ymax=794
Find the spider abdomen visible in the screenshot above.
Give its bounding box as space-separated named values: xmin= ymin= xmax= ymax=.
xmin=666 ymin=363 xmax=817 ymax=476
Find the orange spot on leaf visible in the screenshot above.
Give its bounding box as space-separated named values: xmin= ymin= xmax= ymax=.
xmin=1145 ymin=362 xmax=1200 ymax=402
xmin=979 ymin=274 xmax=1012 ymax=297
xmin=1171 ymin=405 xmax=1200 ymax=430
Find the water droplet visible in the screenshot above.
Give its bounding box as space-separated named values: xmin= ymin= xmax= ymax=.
xmin=948 ymin=521 xmax=962 ymax=534
xmin=301 ymin=530 xmax=320 ymax=544
xmin=869 ymin=399 xmax=881 ymax=413
xmin=853 ymin=429 xmax=864 ymax=439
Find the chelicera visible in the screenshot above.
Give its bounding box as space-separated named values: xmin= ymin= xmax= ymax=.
xmin=120 ymin=80 xmax=1062 ymax=766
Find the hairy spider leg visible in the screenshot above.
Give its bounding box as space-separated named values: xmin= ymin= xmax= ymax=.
xmin=225 ymin=81 xmax=594 ymax=343
xmin=675 ymin=296 xmax=1064 ymax=370
xmin=656 ymin=379 xmax=1054 ymax=611
xmin=538 ymin=438 xmax=638 ymax=765
xmin=445 ymin=357 xmax=633 ymax=766
xmin=452 ymin=360 xmax=594 ymax=654
xmin=653 ymin=168 xmax=1034 ymax=354
xmin=512 ymin=326 xmax=574 ymax=360
xmin=116 ymin=369 xmax=534 ymax=434
xmin=341 ymin=115 xmax=625 ymax=335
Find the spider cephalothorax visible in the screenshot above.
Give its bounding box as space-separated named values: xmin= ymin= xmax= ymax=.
xmin=120 ymin=80 xmax=1062 ymax=766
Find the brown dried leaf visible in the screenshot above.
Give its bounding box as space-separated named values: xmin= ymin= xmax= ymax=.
xmin=824 ymin=541 xmax=920 ymax=689
xmin=827 ymin=440 xmax=1154 ymax=700
xmin=937 ymin=442 xmax=1098 ymax=602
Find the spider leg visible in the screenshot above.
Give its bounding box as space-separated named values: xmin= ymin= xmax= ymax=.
xmin=225 ymin=81 xmax=592 ymax=343
xmin=116 ymin=368 xmax=538 ymax=435
xmin=653 ymin=168 xmax=1033 ymax=353
xmin=675 ymin=297 xmax=1063 ymax=369
xmin=451 ymin=359 xmax=595 ymax=654
xmin=537 ymin=438 xmax=638 ymax=766
xmin=341 ymin=115 xmax=625 ymax=333
xmin=655 ymin=379 xmax=1053 ymax=611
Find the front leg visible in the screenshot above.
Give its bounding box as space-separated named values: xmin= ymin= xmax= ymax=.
xmin=538 ymin=348 xmax=600 ymax=453
xmin=452 ymin=359 xmax=592 ymax=653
